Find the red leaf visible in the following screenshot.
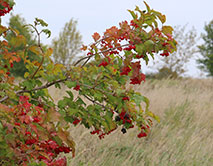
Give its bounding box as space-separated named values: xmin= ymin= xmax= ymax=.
xmin=92 ymin=32 xmax=100 ymax=42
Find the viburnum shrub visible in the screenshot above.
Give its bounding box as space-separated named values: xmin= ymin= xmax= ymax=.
xmin=0 ymin=1 xmax=177 ymax=165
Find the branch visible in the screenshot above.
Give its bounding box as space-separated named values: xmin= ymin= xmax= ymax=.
xmin=0 ymin=76 xmax=114 ymax=103
xmin=74 ymin=43 xmax=130 ymax=67
xmin=0 ymin=78 xmax=68 ymax=103
xmin=30 ymin=26 xmax=45 ymax=79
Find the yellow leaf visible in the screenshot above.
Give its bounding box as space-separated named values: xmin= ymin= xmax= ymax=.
xmin=58 ymin=127 xmax=75 ymax=157
xmin=24 ymin=72 xmax=29 ymax=78
xmin=39 ymin=152 xmax=51 ymax=160
xmin=0 ymin=25 xmax=7 ymax=34
xmin=45 ymin=48 xmax=53 ymax=57
xmin=162 ymin=26 xmax=174 ymax=35
xmin=47 ymin=108 xmax=61 ymax=122
xmin=10 ymin=35 xmax=26 ymax=47
xmin=29 ymin=45 xmax=41 ymax=55
xmin=81 ymin=45 xmax=87 ymax=51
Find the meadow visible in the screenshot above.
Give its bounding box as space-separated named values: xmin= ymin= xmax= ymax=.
xmin=49 ymin=78 xmax=213 ymax=166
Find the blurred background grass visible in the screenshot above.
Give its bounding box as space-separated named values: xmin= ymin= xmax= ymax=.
xmin=49 ymin=78 xmax=213 ymax=166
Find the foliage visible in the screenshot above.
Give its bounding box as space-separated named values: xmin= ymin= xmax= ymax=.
xmin=152 ymin=25 xmax=197 ymax=77
xmin=52 ymin=18 xmax=82 ymax=66
xmin=5 ymin=14 xmax=40 ymax=77
xmin=0 ymin=1 xmax=176 ymax=165
xmin=197 ymin=20 xmax=213 ymax=76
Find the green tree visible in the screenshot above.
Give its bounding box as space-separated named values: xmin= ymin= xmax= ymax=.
xmin=152 ymin=25 xmax=198 ymax=78
xmin=6 ymin=14 xmax=38 ymax=77
xmin=51 ymin=18 xmax=82 ymax=67
xmin=197 ymin=20 xmax=213 ymax=76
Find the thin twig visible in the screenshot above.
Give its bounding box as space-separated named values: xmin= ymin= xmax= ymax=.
xmin=74 ymin=43 xmax=130 ymax=67
xmin=83 ymin=94 xmax=106 ymax=109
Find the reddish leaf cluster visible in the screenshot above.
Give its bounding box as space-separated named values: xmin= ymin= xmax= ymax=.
xmin=130 ymin=62 xmax=146 ymax=85
xmin=1 ymin=96 xmax=73 ymax=165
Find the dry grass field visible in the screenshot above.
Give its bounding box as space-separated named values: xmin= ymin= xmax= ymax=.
xmin=49 ymin=78 xmax=213 ymax=166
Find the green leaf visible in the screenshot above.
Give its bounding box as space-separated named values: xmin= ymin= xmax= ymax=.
xmin=65 ymin=81 xmax=77 ymax=89
xmin=76 ymin=97 xmax=86 ymax=106
xmin=66 ymin=91 xmax=74 ymax=101
xmin=144 ymin=1 xmax=151 ymax=12
xmin=95 ymin=53 xmax=100 ymax=61
xmin=128 ymin=10 xmax=137 ymax=19
xmin=42 ymin=29 xmax=51 ymax=38
xmin=58 ymin=100 xmax=67 ymax=109
xmin=132 ymin=93 xmax=149 ymax=110
xmin=152 ymin=10 xmax=166 ymax=24
xmin=35 ymin=18 xmax=48 ymax=27
xmin=67 ymin=108 xmax=79 ymax=116
xmin=144 ymin=40 xmax=154 ymax=52
xmin=136 ymin=44 xmax=145 ymax=55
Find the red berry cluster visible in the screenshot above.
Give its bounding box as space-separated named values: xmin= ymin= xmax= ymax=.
xmin=130 ymin=20 xmax=139 ymax=28
xmin=73 ymin=84 xmax=80 ymax=91
xmin=123 ymin=45 xmax=136 ymax=51
xmin=120 ymin=66 xmax=131 ymax=76
xmin=160 ymin=50 xmax=169 ymax=56
xmin=0 ymin=1 xmax=13 ymax=16
xmin=98 ymin=56 xmax=111 ymax=67
xmin=116 ymin=111 xmax=133 ymax=126
xmin=72 ymin=118 xmax=81 ymax=125
xmin=137 ymin=125 xmax=151 ymax=138
xmin=135 ymin=54 xmax=144 ymax=59
xmin=54 ymin=146 xmax=71 ymax=154
xmin=3 ymin=63 xmax=13 ymax=76
xmin=130 ymin=73 xmax=146 ymax=85
xmin=90 ymin=127 xmax=117 ymax=139
xmin=122 ymin=96 xmax=130 ymax=101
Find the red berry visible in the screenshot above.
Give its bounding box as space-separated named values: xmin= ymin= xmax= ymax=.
xmin=14 ymin=122 xmax=20 ymax=126
xmin=73 ymin=85 xmax=80 ymax=91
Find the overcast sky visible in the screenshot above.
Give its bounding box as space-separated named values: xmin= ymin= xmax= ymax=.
xmin=1 ymin=0 xmax=213 ymax=77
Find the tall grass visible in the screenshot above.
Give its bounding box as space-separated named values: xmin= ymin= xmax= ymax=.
xmin=49 ymin=78 xmax=213 ymax=166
